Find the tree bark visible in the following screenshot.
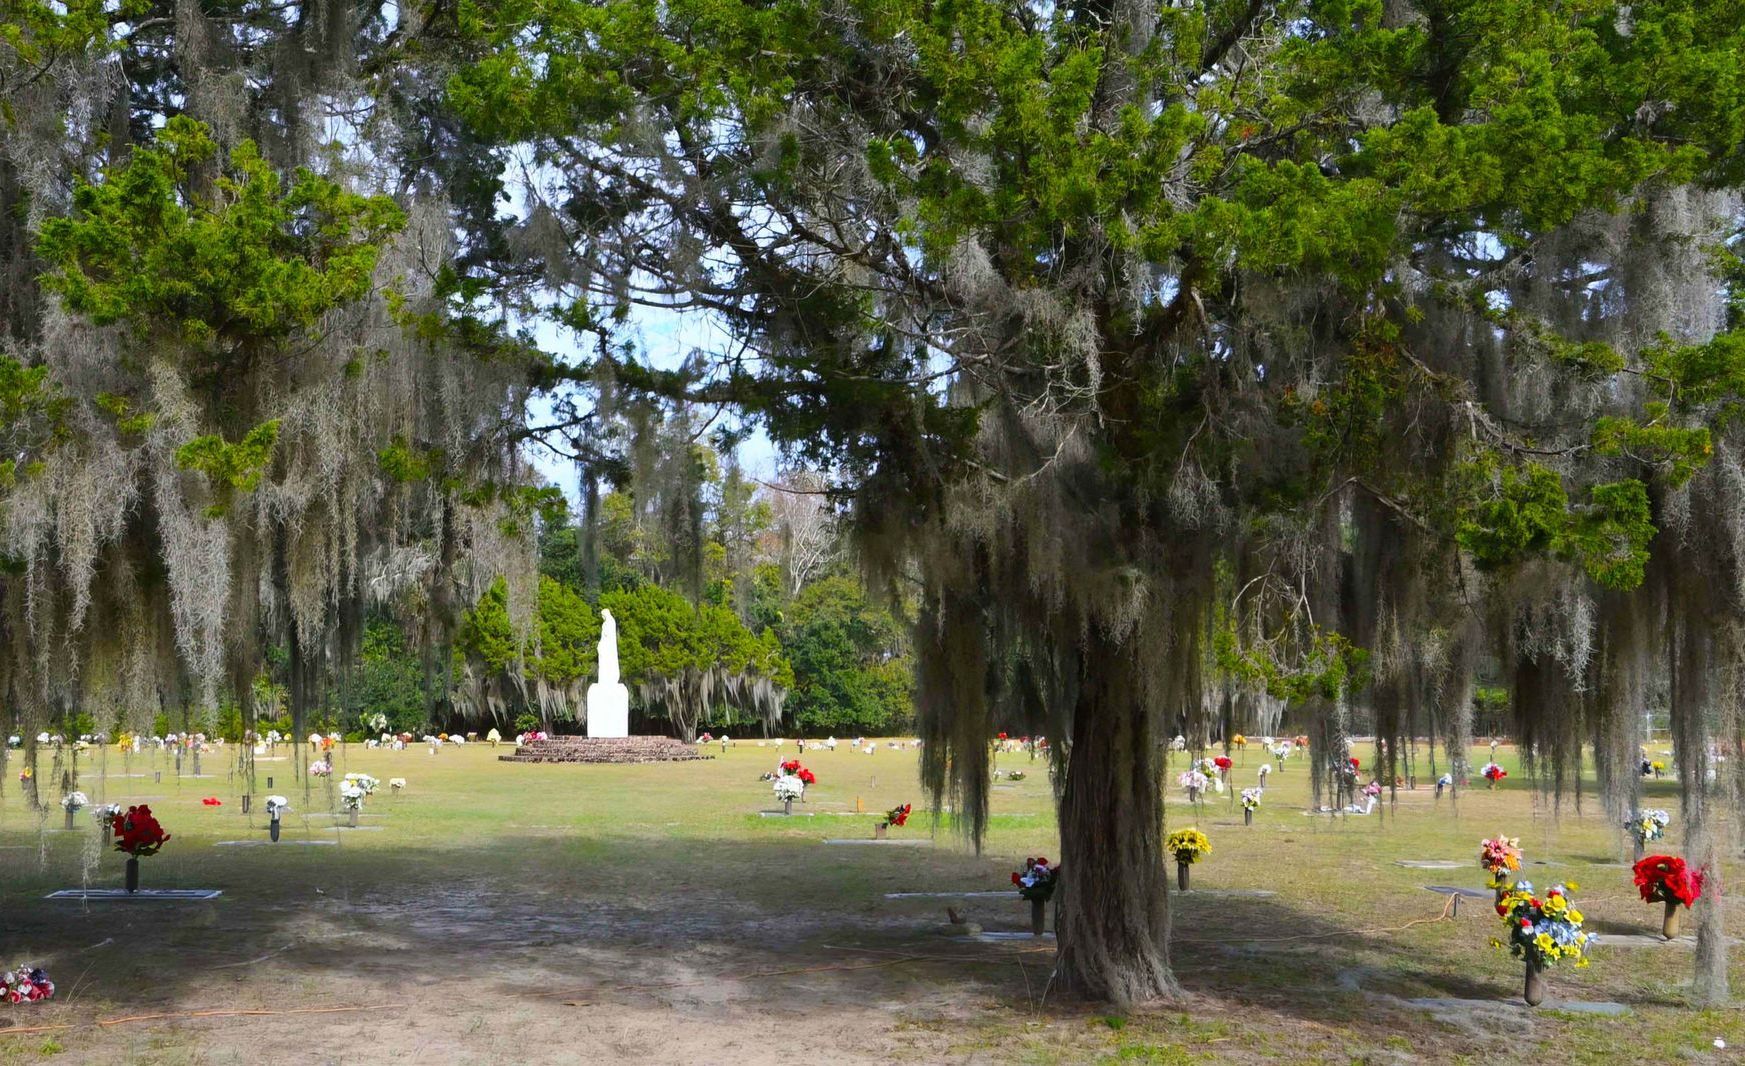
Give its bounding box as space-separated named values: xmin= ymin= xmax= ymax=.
xmin=1052 ymin=631 xmax=1176 ymax=1005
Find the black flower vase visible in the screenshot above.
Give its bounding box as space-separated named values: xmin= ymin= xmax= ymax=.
xmin=1243 ymin=808 xmax=1253 ymax=827
xmin=269 ymin=818 xmax=280 ymax=843
xmin=63 ymin=809 xmax=74 ymax=831
xmin=1177 ymin=859 xmax=1191 ymax=892
xmin=125 ymin=856 xmax=139 ymax=894
xmin=1031 ymin=898 xmax=1045 ymax=935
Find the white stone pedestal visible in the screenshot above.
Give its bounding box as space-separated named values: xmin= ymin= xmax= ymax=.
xmin=586 ymin=682 xmax=630 ymax=738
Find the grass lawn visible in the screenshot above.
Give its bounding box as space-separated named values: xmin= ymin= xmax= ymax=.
xmin=0 ymin=738 xmax=1739 ymax=1064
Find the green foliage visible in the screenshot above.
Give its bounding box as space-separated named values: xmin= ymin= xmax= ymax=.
xmin=1454 ymin=454 xmax=1657 ymax=590
xmin=36 ymin=116 xmax=406 ymax=348
xmin=378 ymin=438 xmax=442 ymax=483
xmin=457 ymin=576 xmax=599 ymax=686
xmin=175 ymin=420 xmax=280 ymax=515
xmin=778 ymin=575 xmax=912 ymax=735
xmin=602 ymin=581 xmax=790 ymax=689
xmin=342 ymin=619 xmax=435 ymax=736
xmin=1215 ymin=623 xmax=1370 ymax=703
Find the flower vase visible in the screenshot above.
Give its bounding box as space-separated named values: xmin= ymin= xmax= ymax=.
xmin=1633 ymin=839 xmax=1645 ymax=863
xmin=269 ymin=818 xmax=280 ymax=842
xmin=1243 ymin=808 xmax=1252 ymax=827
xmin=242 ymin=794 xmax=251 ymax=814
xmin=1030 ymin=898 xmax=1045 ymax=936
xmin=64 ymin=809 xmax=74 ymax=831
xmin=348 ymin=808 xmax=359 ymax=828
xmin=875 ymin=822 xmax=887 ymax=839
xmin=1523 ymin=957 xmax=1545 ymax=1006
xmin=125 ymin=857 xmax=139 ymax=894
xmin=1177 ymin=860 xmax=1190 ymax=892
xmin=1487 ymin=779 xmax=1496 ymax=791
xmin=1663 ymin=898 xmax=1682 ymax=940
xmin=783 ymin=798 xmax=793 ymax=816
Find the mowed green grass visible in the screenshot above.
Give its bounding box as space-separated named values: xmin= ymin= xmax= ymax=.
xmin=0 ymin=738 xmax=1739 ymax=1064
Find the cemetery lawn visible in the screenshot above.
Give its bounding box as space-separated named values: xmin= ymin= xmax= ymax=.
xmin=1 ymin=741 xmax=1740 ymax=1064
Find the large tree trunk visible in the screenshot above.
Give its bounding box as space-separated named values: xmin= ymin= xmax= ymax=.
xmin=1053 ymin=632 xmax=1176 ymax=1005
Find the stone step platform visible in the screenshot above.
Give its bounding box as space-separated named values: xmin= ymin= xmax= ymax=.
xmin=498 ymin=735 xmax=712 ymax=765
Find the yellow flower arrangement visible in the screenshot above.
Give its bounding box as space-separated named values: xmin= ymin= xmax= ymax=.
xmin=1167 ymin=828 xmax=1212 ymax=863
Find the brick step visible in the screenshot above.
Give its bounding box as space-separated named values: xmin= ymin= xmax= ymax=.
xmin=498 ymin=735 xmax=713 ymax=765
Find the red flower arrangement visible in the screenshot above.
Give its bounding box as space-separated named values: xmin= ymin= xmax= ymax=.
xmin=1635 ymin=855 xmax=1704 ymax=908
xmin=996 ymin=732 xmax=1008 ymax=741
xmin=200 ymin=797 xmax=222 ymax=807
xmin=1213 ymin=756 xmax=1232 ymax=772
xmin=1349 ymin=756 xmax=1361 ymax=769
xmin=884 ymin=803 xmax=912 ymax=828
xmin=1483 ymin=763 xmax=1507 ymax=782
xmin=779 ymin=760 xmax=817 ymax=786
xmin=113 ymin=804 xmax=170 ymax=857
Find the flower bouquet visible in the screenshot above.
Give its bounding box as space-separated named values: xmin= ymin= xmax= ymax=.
xmin=1480 ymin=835 xmax=1522 ymax=896
xmin=1167 ymin=828 xmax=1211 ymax=891
xmin=1007 ymin=770 xmax=1026 ymax=782
xmin=1178 ymin=769 xmax=1208 ymax=804
xmin=1624 ymin=808 xmax=1669 ymax=860
xmin=1013 ymin=856 xmax=1057 ymax=934
xmin=1481 ymin=762 xmax=1506 ymax=788
xmin=1257 ymin=763 xmax=1272 ymax=787
xmin=1 ymin=962 xmax=53 ymax=1004
xmin=113 ymin=804 xmax=169 ymax=893
xmin=877 ymin=802 xmax=912 ymax=838
xmin=1240 ymin=788 xmax=1262 ymax=825
xmin=59 ymin=789 xmax=87 ymax=830
xmin=1434 ymin=772 xmax=1453 ymax=798
xmin=772 ymin=773 xmax=806 ymax=813
xmin=1633 ymin=855 xmax=1704 ymax=939
xmin=388 ymin=777 xmax=407 ymax=792
xmin=1495 ymin=880 xmax=1592 ymax=1005
xmin=339 ymin=782 xmax=366 ymax=824
xmin=1232 ymin=734 xmax=1247 ymax=751
xmin=309 ymin=759 xmax=332 ymax=777
xmin=780 ymin=759 xmax=815 ymax=782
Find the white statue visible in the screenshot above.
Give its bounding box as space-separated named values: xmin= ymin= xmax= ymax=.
xmin=587 ymin=608 xmax=630 ymax=738
xmin=598 ymin=609 xmax=620 ymax=685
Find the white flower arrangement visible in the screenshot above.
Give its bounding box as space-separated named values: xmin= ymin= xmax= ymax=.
xmin=388 ymin=778 xmax=406 ymax=791
xmin=309 ymin=759 xmax=332 ymax=777
xmin=339 ymin=783 xmax=366 ymax=811
xmin=1178 ymin=769 xmax=1209 ymax=795
xmin=1240 ymin=787 xmax=1263 ymax=811
xmin=1626 ymin=808 xmax=1671 ymax=844
xmin=91 ymin=803 xmax=122 ymax=828
xmin=264 ymin=795 xmax=290 ymax=817
xmin=772 ymin=775 xmax=806 ymax=802
xmin=60 ymin=791 xmax=88 ymax=812
xmin=342 ymin=773 xmax=380 ymax=796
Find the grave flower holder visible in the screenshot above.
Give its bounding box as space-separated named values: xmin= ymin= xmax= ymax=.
xmin=1243 ymin=807 xmax=1252 ymax=827
xmin=874 ymin=821 xmax=887 ymax=839
xmin=111 ymin=804 xmax=169 ymax=894
xmin=1524 ymin=956 xmax=1545 ymax=1007
xmin=1030 ymin=898 xmax=1045 ymax=935
xmin=63 ymin=809 xmax=74 ymax=831
xmin=1633 ymin=854 xmax=1703 ymax=941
